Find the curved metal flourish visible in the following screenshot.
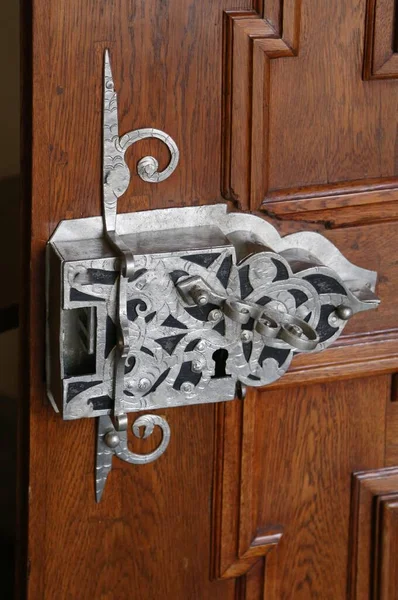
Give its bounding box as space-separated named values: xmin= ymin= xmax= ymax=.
xmin=119 ymin=128 xmax=179 ymax=184
xmin=103 ymin=49 xmax=179 ymax=233
xmin=96 ymin=414 xmax=170 ymax=502
xmin=115 ymin=414 xmax=171 ymax=464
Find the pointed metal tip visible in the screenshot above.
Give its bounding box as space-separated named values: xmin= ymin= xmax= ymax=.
xmin=96 ymin=487 xmax=104 ymax=503
xmin=96 ymin=476 xmax=108 ymax=503
xmin=104 ymin=48 xmax=114 ymax=86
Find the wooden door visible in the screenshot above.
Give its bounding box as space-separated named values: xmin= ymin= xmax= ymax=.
xmin=18 ymin=0 xmax=398 ymax=598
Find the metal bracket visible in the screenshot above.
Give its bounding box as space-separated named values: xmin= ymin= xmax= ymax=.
xmin=46 ymin=50 xmax=380 ymax=501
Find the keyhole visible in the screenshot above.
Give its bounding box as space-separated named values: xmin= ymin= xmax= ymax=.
xmin=211 ymin=349 xmax=231 ymax=379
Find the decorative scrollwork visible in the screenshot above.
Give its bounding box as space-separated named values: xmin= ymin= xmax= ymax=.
xmin=96 ymin=414 xmax=170 ymax=502
xmin=103 ymin=50 xmax=179 ymax=233
xmin=115 ymin=414 xmax=171 ymax=464
xmin=46 ymin=51 xmax=379 ymax=503
xmin=119 ymin=128 xmax=179 ymax=184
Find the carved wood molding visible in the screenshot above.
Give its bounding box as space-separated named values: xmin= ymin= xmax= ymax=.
xmin=260 ymin=177 xmax=398 ymax=228
xmin=223 ymin=2 xmax=398 ymax=219
xmin=374 ymin=495 xmax=398 ymax=597
xmin=386 ymin=375 xmax=398 ymax=466
xmin=211 ymin=396 xmax=283 ymax=583
xmin=266 ymin=330 xmax=398 ymax=389
xmin=364 ymin=0 xmax=398 ymax=79
xmin=222 ymin=1 xmax=302 ymax=211
xmin=349 ymin=468 xmax=398 ymax=598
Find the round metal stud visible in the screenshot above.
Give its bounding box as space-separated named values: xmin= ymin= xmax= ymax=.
xmin=181 ymin=381 xmax=195 ymax=393
xmin=196 ymin=340 xmax=206 ymax=352
xmin=138 ymin=377 xmax=151 ymax=391
xmin=240 ymin=330 xmax=253 ymax=343
xmin=336 ymin=305 xmax=353 ymax=320
xmin=192 ymin=359 xmax=205 ymax=373
xmin=208 ymin=309 xmax=223 ymax=322
xmin=190 ymin=286 xmax=209 ymax=306
xmin=104 ymin=431 xmax=120 ymax=448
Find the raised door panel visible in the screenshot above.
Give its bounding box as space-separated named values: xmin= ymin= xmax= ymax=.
xmin=364 ymin=0 xmax=398 ymax=79
xmin=225 ymin=1 xmax=398 ymax=206
xmin=212 ymin=375 xmax=391 ymax=598
xmin=350 ymin=467 xmax=398 ymax=598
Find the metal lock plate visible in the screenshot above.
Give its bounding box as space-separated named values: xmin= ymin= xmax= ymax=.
xmin=47 ymin=223 xmax=238 ymax=418
xmin=47 ymin=205 xmax=380 ymax=420
xmin=45 ymin=50 xmax=380 ymax=501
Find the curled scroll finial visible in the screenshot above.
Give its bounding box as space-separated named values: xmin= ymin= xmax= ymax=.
xmin=119 ymin=128 xmax=179 ymax=184
xmin=96 ymin=414 xmax=170 ymax=502
xmin=116 ymin=414 xmax=171 ymax=465
xmin=103 ymin=49 xmax=179 ymax=233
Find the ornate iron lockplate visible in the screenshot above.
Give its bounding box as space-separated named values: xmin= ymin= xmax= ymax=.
xmin=46 ymin=51 xmax=380 ymax=501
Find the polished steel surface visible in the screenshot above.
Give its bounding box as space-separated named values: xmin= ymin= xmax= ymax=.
xmin=103 ymin=49 xmax=179 ymax=234
xmin=46 ymin=50 xmax=380 ymax=502
xmin=47 ymin=203 xmax=380 ymax=504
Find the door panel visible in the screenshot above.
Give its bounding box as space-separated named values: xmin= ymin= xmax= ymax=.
xmin=224 ymin=2 xmax=398 ymax=208
xmin=20 ymin=0 xmax=398 ymax=598
xmin=212 ymin=376 xmax=390 ymax=597
xmin=386 ymin=377 xmax=398 ymax=466
xmin=350 ymin=466 xmax=398 ymax=599
xmin=258 ymin=376 xmax=389 ymax=599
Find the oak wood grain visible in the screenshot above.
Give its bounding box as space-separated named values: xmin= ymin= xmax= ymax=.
xmin=211 ymin=377 xmax=390 ymax=598
xmin=257 ymin=376 xmax=389 ymax=599
xmin=269 ymin=1 xmax=398 ymax=192
xmin=211 ymin=396 xmax=283 ymax=582
xmin=223 ymin=1 xmax=398 ymax=210
xmin=262 ymin=178 xmax=398 ymax=228
xmin=222 ymin=4 xmax=301 ymax=209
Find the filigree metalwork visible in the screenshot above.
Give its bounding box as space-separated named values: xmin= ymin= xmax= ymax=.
xmin=46 ymin=51 xmax=380 ymax=502
xmin=52 ymin=227 xmax=377 ymax=423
